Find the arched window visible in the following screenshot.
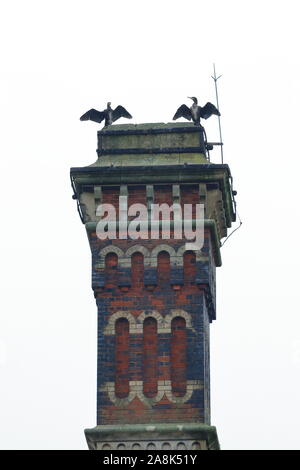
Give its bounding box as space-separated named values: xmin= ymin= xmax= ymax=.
xmin=171 ymin=317 xmax=187 ymax=396
xmin=131 ymin=252 xmax=144 ymax=288
xmin=115 ymin=318 xmax=129 ymax=398
xmin=157 ymin=251 xmax=170 ymax=283
xmin=143 ymin=317 xmax=158 ymax=397
xmin=105 ymin=253 xmax=118 ymax=288
xmin=183 ymin=251 xmax=196 ymax=283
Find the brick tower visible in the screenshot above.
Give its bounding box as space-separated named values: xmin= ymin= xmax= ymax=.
xmin=70 ymin=122 xmax=236 ymax=451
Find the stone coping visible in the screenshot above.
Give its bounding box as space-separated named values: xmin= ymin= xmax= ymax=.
xmin=84 ymin=422 xmax=220 ymax=450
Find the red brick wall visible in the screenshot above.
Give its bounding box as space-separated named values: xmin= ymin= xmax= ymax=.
xmin=102 ymin=186 xmax=120 ymax=218
xmin=143 ymin=317 xmax=158 ymax=398
xmin=157 ymin=251 xmax=170 ymax=284
xmin=115 ymin=318 xmax=129 ymax=398
xmin=128 ymin=185 xmax=147 ymax=208
xmin=131 ymin=252 xmax=144 ymax=288
xmin=181 ymin=184 xmax=199 ymax=219
xmin=171 ymin=317 xmax=187 ymax=396
xmin=105 ymin=253 xmax=118 ymax=288
xmin=93 ymin=184 xmax=214 ymax=425
xmin=154 ymin=185 xmax=173 ymax=206
xmin=183 ymin=251 xmax=196 ymax=283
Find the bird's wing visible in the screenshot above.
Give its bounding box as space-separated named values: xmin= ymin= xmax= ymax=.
xmin=200 ymin=102 xmax=220 ymax=119
xmin=80 ymin=108 xmax=105 ymax=123
xmin=173 ymin=104 xmax=192 ymax=121
xmin=112 ymin=105 xmax=132 ymax=122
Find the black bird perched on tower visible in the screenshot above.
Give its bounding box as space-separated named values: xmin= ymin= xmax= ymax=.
xmin=173 ymin=97 xmax=220 ymax=126
xmin=80 ymin=102 xmax=132 ymax=127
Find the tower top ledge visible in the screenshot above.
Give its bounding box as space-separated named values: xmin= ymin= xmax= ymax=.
xmin=71 ymin=122 xmax=236 ymax=227
xmin=94 ymin=122 xmax=209 ymax=167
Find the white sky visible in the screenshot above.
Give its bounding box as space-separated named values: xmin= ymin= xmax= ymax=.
xmin=1 ymin=0 xmax=300 ymax=450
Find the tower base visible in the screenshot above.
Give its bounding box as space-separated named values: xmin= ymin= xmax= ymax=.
xmin=84 ymin=423 xmax=220 ymax=451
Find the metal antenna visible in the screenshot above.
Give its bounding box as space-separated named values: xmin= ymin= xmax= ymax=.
xmin=211 ymin=63 xmax=224 ymax=163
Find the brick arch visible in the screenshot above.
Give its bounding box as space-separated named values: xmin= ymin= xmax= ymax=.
xmin=103 ymin=381 xmax=137 ymax=407
xmin=104 ymin=311 xmax=136 ymax=335
xmin=164 ymin=309 xmax=194 ymax=331
xmin=136 ymin=311 xmax=165 ymax=332
xmin=176 ymin=245 xmax=187 ymax=258
xmin=150 ymin=244 xmax=176 ymax=267
xmin=125 ymin=245 xmax=151 ymax=266
xmin=97 ymin=246 xmax=125 ymax=268
xmin=101 ymin=379 xmax=203 ymax=407
xmin=172 ymin=245 xmax=186 ymax=267
xmin=177 ymin=244 xmax=206 ymax=261
xmin=102 ymin=380 xmax=165 ymax=407
xmin=165 ymin=380 xmax=203 ymax=404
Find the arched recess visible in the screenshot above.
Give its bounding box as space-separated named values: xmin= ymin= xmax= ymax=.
xmin=143 ymin=317 xmax=158 ymax=397
xmin=183 ymin=251 xmax=196 ymax=283
xmin=171 ymin=317 xmax=187 ymax=397
xmin=115 ymin=318 xmax=129 ymax=398
xmin=105 ymin=253 xmax=118 ymax=287
xmin=157 ymin=251 xmax=170 ymax=283
xmin=97 ymin=246 xmax=125 ymax=268
xmin=131 ymin=252 xmax=144 ymax=288
xmin=125 ymin=245 xmax=150 ymax=266
xmin=150 ymin=244 xmax=176 ymax=267
xmin=165 ymin=309 xmax=193 ymax=331
xmin=177 ymin=244 xmax=205 ymax=262
xmin=104 ymin=311 xmax=136 ymax=335
xmin=137 ymin=311 xmax=165 ymax=332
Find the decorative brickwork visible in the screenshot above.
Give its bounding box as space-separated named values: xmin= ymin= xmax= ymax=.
xmin=115 ymin=318 xmax=129 ymax=398
xmin=143 ymin=317 xmax=158 ymax=398
xmin=93 ymin=236 xmax=218 ymax=424
xmin=71 ymin=123 xmax=236 ymax=450
xmin=171 ymin=317 xmax=187 ymax=396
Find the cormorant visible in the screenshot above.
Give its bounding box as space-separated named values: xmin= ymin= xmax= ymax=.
xmin=173 ymin=97 xmax=220 ymax=126
xmin=80 ymin=102 xmax=132 ymax=127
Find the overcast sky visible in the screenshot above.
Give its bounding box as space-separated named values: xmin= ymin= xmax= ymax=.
xmin=1 ymin=0 xmax=300 ymax=450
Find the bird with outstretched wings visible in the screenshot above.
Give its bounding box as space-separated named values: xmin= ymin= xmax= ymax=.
xmin=173 ymin=104 xmax=192 ymax=121
xmin=173 ymin=97 xmax=220 ymax=126
xmin=80 ymin=108 xmax=105 ymax=123
xmin=80 ymin=102 xmax=132 ymax=127
xmin=110 ymin=105 xmax=132 ymax=123
xmin=200 ymin=102 xmax=221 ymax=119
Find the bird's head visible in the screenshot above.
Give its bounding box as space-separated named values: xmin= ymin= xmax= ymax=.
xmin=107 ymin=102 xmax=112 ymax=108
xmin=188 ymin=97 xmax=198 ymax=104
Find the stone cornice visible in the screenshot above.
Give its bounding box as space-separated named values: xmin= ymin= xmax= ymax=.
xmin=71 ymin=163 xmax=235 ymax=228
xmin=84 ymin=422 xmax=220 ymax=450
